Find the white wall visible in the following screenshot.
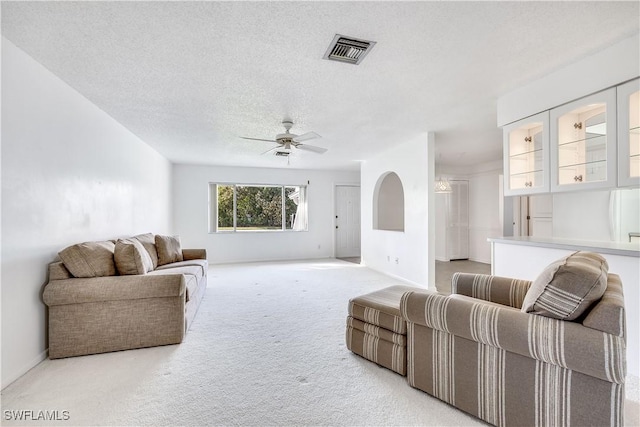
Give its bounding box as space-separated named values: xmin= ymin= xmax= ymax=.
xmin=497 ymin=33 xmax=640 ymax=127
xmin=552 ymin=188 xmax=640 ymax=243
xmin=435 ymin=161 xmax=502 ymax=264
xmin=468 ymin=170 xmax=502 ymax=263
xmin=434 ymin=192 xmax=448 ymax=262
xmin=361 ymin=133 xmax=433 ymax=287
xmin=552 ymin=190 xmax=612 ymax=241
xmin=172 ymin=164 xmax=359 ymax=263
xmin=1 ymin=38 xmax=173 ymax=388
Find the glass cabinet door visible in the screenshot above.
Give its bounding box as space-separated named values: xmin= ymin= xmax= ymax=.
xmin=617 ymin=78 xmax=640 ymax=187
xmin=502 ymin=111 xmax=549 ymax=196
xmin=550 ymin=88 xmax=617 ymax=192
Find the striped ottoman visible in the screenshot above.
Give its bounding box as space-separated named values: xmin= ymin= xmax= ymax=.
xmin=346 ymin=285 xmax=421 ymax=375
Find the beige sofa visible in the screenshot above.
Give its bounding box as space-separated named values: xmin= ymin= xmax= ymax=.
xmin=43 ymin=234 xmax=207 ymax=359
xmin=400 ymin=252 xmax=626 ymax=426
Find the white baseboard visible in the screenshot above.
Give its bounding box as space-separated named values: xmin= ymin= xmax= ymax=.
xmin=469 ymin=256 xmax=491 ymax=265
xmin=363 ymin=265 xmax=426 ymax=289
xmin=2 ymin=349 xmax=48 ymax=390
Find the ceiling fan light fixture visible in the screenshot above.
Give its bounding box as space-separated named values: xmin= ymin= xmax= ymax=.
xmin=241 ymin=119 xmax=327 ymax=156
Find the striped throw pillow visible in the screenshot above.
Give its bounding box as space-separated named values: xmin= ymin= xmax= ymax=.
xmin=521 ymin=251 xmax=608 ymax=321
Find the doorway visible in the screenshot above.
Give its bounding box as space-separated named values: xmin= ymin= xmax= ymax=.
xmin=434 ymin=178 xmax=489 ymax=293
xmin=512 ymin=194 xmax=553 ymax=237
xmin=335 ymin=185 xmax=361 ymax=260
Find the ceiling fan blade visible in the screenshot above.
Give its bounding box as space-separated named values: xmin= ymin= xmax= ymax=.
xmin=260 ymin=145 xmax=281 ymax=155
xmin=295 ymin=144 xmax=327 ymax=154
xmin=292 ymin=131 xmax=321 ymax=143
xmin=241 ymin=137 xmax=277 ymax=143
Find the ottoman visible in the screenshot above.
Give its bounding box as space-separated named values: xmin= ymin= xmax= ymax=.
xmin=346 ymin=285 xmax=422 ymax=375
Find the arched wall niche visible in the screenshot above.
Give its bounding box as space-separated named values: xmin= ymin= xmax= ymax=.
xmin=373 ymin=171 xmax=405 ymax=231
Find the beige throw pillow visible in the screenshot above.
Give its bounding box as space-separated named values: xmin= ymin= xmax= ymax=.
xmin=58 ymin=241 xmax=117 ymax=278
xmin=114 ymin=239 xmax=154 ymax=275
xmin=521 ymin=251 xmax=608 ymax=320
xmin=155 ymin=234 xmax=183 ymax=266
xmin=133 ymin=233 xmax=159 ymax=269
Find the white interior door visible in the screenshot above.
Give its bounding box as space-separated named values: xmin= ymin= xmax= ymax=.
xmin=447 ymin=180 xmax=469 ymax=260
xmin=335 ymin=185 xmax=361 ymax=258
xmin=529 ymin=194 xmax=553 ymax=237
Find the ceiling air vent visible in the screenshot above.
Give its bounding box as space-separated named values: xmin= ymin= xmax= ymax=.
xmin=323 ymin=34 xmax=376 ymax=65
xmin=274 ymin=151 xmax=290 ymax=157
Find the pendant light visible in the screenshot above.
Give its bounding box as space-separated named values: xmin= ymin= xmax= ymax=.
xmin=434 ymin=177 xmax=453 ymax=193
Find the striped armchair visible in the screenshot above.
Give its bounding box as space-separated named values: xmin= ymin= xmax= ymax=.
xmin=400 ymin=272 xmax=626 ymax=427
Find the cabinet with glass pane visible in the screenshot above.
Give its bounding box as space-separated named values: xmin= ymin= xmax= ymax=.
xmin=550 ymin=88 xmax=617 ymax=192
xmin=503 ymin=111 xmax=549 ymax=196
xmin=617 ymin=78 xmax=640 ymax=187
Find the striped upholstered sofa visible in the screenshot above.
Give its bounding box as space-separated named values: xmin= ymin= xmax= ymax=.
xmin=400 ymin=252 xmax=626 ymax=426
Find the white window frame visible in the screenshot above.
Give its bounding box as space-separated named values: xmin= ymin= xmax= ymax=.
xmin=209 ymin=183 xmax=308 ymax=233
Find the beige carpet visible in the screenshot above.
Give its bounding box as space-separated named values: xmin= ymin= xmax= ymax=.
xmin=2 ymin=259 xmax=638 ymax=426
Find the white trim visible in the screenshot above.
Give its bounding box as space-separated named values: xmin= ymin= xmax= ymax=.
xmin=2 ymin=349 xmax=48 ymax=390
xmin=364 ymin=265 xmax=426 ymax=289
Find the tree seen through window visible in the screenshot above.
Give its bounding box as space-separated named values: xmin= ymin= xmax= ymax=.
xmin=216 ymin=184 xmax=305 ymax=232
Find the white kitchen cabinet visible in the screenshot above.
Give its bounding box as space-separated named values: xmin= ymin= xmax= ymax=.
xmin=617 ymin=78 xmax=640 ymax=187
xmin=502 ymin=111 xmax=549 ymax=196
xmin=550 ymin=88 xmax=617 ymax=192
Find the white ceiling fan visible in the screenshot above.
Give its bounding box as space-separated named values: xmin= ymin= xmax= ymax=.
xmin=241 ymin=120 xmax=327 ymax=155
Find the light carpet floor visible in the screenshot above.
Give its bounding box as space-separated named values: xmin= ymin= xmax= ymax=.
xmin=2 ymin=259 xmax=639 ymax=426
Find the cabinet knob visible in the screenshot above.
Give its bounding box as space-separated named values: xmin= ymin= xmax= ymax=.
xmin=524 ymin=136 xmax=532 ymax=143
xmin=573 ymin=175 xmax=583 ymax=182
xmin=574 ymin=122 xmax=583 ymax=130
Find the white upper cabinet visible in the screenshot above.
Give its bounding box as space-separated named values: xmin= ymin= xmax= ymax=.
xmin=503 ymin=111 xmax=550 ymax=196
xmin=550 ymin=88 xmax=617 ymax=192
xmin=617 ymin=78 xmax=640 ymax=187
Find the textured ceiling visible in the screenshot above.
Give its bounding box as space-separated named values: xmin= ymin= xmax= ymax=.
xmin=2 ymin=1 xmax=639 ymax=171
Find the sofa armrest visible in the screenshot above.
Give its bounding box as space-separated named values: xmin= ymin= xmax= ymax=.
xmin=583 ymin=273 xmax=625 ymax=337
xmin=400 ymin=290 xmax=626 ymax=384
xmin=182 ymin=249 xmax=206 ymax=261
xmin=451 ymin=273 xmax=532 ymax=309
xmin=43 ymin=274 xmax=186 ymax=306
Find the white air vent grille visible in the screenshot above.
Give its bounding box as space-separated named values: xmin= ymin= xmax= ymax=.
xmin=323 ymin=34 xmax=376 ymax=65
xmin=274 ymin=151 xmax=290 ymax=157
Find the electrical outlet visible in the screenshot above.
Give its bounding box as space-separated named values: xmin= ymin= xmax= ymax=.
xmin=395 ymin=257 xmax=399 ymax=264
xmin=387 ymin=256 xmax=390 ymax=262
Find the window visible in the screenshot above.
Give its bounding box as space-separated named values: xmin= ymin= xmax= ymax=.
xmin=210 ymin=183 xmax=308 ymax=232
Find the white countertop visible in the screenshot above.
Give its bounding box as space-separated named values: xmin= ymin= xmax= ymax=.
xmin=488 ymin=236 xmax=640 ymax=257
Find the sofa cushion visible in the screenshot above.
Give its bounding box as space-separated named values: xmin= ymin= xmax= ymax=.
xmin=349 ymin=285 xmax=421 ymax=334
xmin=154 ymin=259 xmax=208 ymax=276
xmin=155 ymin=235 xmax=184 ymax=266
xmin=114 ymin=238 xmax=154 ymax=275
xmin=521 ymin=251 xmax=608 ymax=321
xmin=133 ymin=233 xmax=159 ymax=269
xmin=147 ymin=265 xmax=204 ymax=282
xmin=59 ymin=241 xmax=116 ymax=278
